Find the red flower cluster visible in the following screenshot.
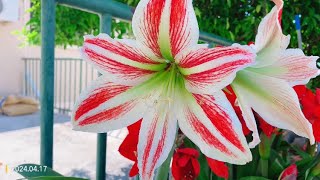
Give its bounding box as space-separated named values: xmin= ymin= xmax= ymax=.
xmin=172 ymin=148 xmax=200 ymax=180
xmin=294 ymin=85 xmax=320 ymax=142
xmin=171 ymin=148 xmax=229 ymax=179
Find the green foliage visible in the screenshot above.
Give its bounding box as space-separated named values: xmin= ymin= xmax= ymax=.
xmin=21 ymin=0 xmax=320 ymax=54
xmin=18 ymin=0 xmax=135 ymax=48
xmin=18 ymin=0 xmax=98 ymax=48
xmin=19 ymin=0 xmax=320 ymax=87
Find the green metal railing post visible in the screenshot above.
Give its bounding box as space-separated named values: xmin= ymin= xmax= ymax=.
xmin=56 ymin=0 xmax=133 ymax=21
xmin=96 ymin=13 xmax=112 ymax=180
xmin=40 ymin=0 xmax=55 ymax=167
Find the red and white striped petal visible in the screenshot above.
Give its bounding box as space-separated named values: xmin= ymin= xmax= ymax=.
xmin=254 ymin=49 xmax=319 ymax=86
xmin=254 ymin=0 xmax=290 ymax=68
xmin=177 ymin=90 xmax=252 ymax=164
xmin=132 ymin=0 xmax=199 ymax=59
xmin=232 ymin=70 xmax=315 ymax=144
xmin=177 ymin=44 xmax=255 ymax=94
xmin=81 ymin=34 xmax=166 ymax=86
xmin=231 ymin=86 xmax=260 ymax=148
xmin=72 ymin=74 xmax=164 ymax=132
xmin=137 ymin=100 xmax=178 ymax=179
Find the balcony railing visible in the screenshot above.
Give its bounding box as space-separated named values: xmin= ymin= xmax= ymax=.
xmin=22 ymin=57 xmax=98 ymax=114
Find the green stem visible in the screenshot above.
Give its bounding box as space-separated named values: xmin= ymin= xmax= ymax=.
xmin=228 ymin=164 xmax=233 ymax=180
xmin=261 ymin=159 xmax=268 ymax=177
xmin=154 ymin=146 xmax=175 ymax=180
xmin=306 ymin=140 xmax=317 ymax=155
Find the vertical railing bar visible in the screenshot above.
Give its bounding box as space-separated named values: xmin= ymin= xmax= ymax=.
xmin=96 ymin=13 xmax=112 ymax=180
xmin=34 ymin=59 xmax=36 ymax=98
xmin=29 ymin=59 xmax=31 ymax=96
xmin=68 ymin=59 xmax=72 ymax=112
xmin=27 ymin=60 xmax=30 ymax=96
xmin=54 ymin=60 xmax=58 ymax=111
xmin=85 ymin=62 xmax=88 ymax=87
xmin=40 ymin=0 xmax=55 ymax=168
xmin=36 ymin=59 xmax=39 ymax=99
xmin=79 ymin=60 xmax=83 ymax=94
xmin=33 ymin=59 xmax=36 ymax=97
xmin=73 ymin=59 xmax=77 ymax=110
xmin=31 ymin=59 xmax=35 ymax=97
xmin=59 ymin=60 xmax=63 ymax=113
xmin=29 ymin=60 xmax=32 ymax=97
xmin=24 ymin=59 xmax=27 ymax=96
xmin=63 ymin=59 xmax=67 ymax=113
xmin=91 ymin=64 xmax=94 ymax=81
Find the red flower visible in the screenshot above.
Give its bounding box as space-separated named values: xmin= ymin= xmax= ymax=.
xmin=247 ymin=41 xmax=255 ymax=46
xmin=224 ymin=86 xmax=251 ymax=136
xmin=172 ymin=148 xmax=200 ymax=180
xmin=279 ymin=164 xmax=298 ymax=180
xmin=294 ymin=85 xmax=320 ymax=142
xmin=118 ymin=120 xmax=142 ymax=177
xmin=206 ymin=158 xmax=229 ymax=179
xmin=256 ymin=113 xmax=276 ymax=137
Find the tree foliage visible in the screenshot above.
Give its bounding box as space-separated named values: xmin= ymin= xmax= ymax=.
xmin=20 ymin=0 xmax=320 ymax=86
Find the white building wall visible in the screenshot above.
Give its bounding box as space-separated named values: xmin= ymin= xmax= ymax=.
xmin=0 ymin=0 xmax=81 ymax=96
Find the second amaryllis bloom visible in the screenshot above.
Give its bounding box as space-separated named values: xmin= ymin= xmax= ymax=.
xmin=230 ymin=0 xmax=319 ymax=148
xmin=72 ymin=0 xmax=255 ymax=178
xmin=294 ymin=85 xmax=320 ymax=142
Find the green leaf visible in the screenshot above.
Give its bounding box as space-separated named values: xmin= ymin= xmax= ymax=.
xmin=307 ymin=163 xmax=320 ymax=180
xmin=290 ymin=145 xmax=312 ymax=159
xmin=14 ymin=164 xmax=62 ymax=178
xmin=236 ymin=146 xmax=260 ymax=178
xmin=197 ymin=153 xmax=209 ymax=180
xmin=227 ymin=0 xmax=231 ymax=8
xmin=256 ymin=5 xmax=262 ymax=13
xmin=154 ymin=146 xmax=174 ymax=180
xmin=239 ymin=176 xmax=271 ymax=180
xmin=269 ymin=159 xmax=284 ymax=178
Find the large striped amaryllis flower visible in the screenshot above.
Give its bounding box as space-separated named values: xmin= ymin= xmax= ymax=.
xmin=231 ymin=0 xmax=319 ymax=148
xmin=72 ymin=0 xmax=255 ymax=178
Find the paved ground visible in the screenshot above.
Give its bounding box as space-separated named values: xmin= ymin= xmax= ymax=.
xmin=0 ymin=112 xmax=134 ymax=180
